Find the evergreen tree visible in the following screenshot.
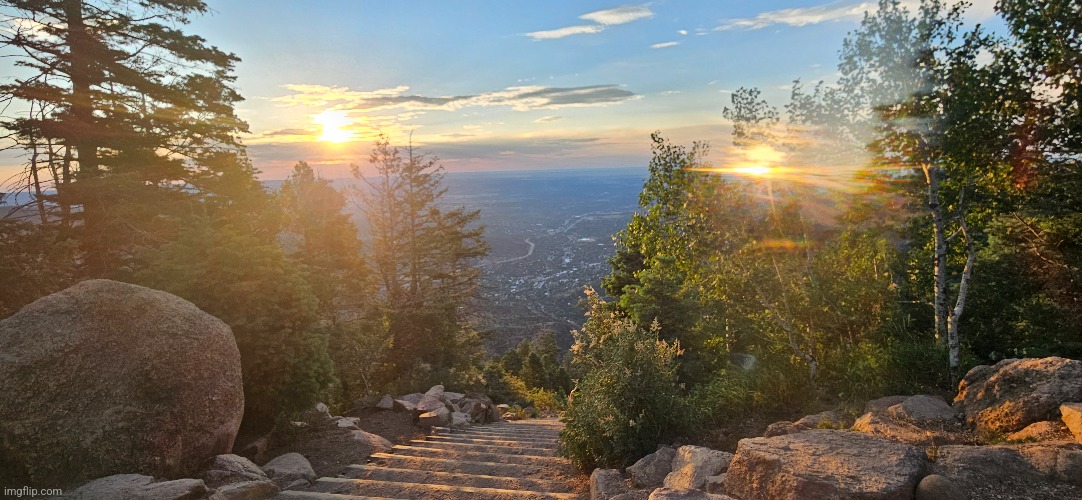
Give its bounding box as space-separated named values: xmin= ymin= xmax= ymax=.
xmin=354 ymin=135 xmax=488 ymax=387
xmin=0 ymin=0 xmax=249 ymax=277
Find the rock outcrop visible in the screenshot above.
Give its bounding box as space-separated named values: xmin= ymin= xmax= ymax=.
xmin=0 ymin=279 xmax=244 ymax=488
xmin=723 ymin=430 xmax=926 ymax=499
xmin=955 ymin=357 xmax=1082 ymax=433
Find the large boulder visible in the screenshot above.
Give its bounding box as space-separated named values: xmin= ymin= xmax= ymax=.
xmin=0 ymin=280 xmax=244 ymax=488
xmin=1006 ymin=421 xmax=1073 ymax=443
xmin=954 ymin=357 xmax=1082 ymax=433
xmin=627 ymin=446 xmax=677 ymax=488
xmin=64 ymin=474 xmax=207 ymax=500
xmin=418 ymin=406 xmax=451 ymax=427
xmin=1061 ymin=403 xmax=1082 ymax=443
xmin=663 ymin=445 xmax=733 ymax=490
xmin=852 ymin=412 xmax=967 ymax=447
xmin=723 ymin=430 xmax=927 ymax=500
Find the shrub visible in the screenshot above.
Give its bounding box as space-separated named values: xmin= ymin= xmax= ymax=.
xmin=560 ymin=315 xmax=687 ymax=470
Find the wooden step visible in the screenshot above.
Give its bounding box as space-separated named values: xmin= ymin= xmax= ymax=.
xmin=367 ymin=452 xmax=543 ymax=476
xmin=410 ymin=439 xmax=559 ymax=456
xmin=425 ymin=434 xmax=560 ymax=449
xmin=345 ymin=465 xmax=574 ymax=493
xmin=273 ymin=490 xmax=404 ymax=500
xmin=431 ymin=429 xmax=560 ymax=441
xmin=314 ymin=477 xmax=581 ymax=500
xmin=390 ymin=444 xmax=567 ymax=466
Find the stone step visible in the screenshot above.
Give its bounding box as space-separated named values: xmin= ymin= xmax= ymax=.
xmin=449 ymin=423 xmax=564 ymax=433
xmin=313 ymin=477 xmax=581 ymax=500
xmin=273 ymin=490 xmax=404 ymax=500
xmin=425 ymin=434 xmax=560 ymax=449
xmin=345 ymin=465 xmax=574 ymax=493
xmin=368 ymin=452 xmax=544 ymax=477
xmin=390 ymin=444 xmax=568 ymax=466
xmin=410 ymin=439 xmax=559 ymax=456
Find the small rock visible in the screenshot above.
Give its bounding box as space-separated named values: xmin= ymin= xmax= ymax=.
xmin=915 ymin=474 xmax=965 ymax=500
xmin=199 ymin=454 xmax=268 ymax=488
xmin=313 ymin=402 xmax=332 ymax=420
xmin=425 ymin=384 xmax=446 ymax=398
xmin=1061 ymin=403 xmax=1082 ymax=443
xmin=262 ymin=452 xmax=316 ymax=489
xmin=336 ymin=417 xmax=361 ymax=430
xmin=794 ymin=410 xmax=846 ymax=429
xmin=215 ymin=479 xmax=279 ymax=500
xmin=864 ymin=395 xmax=910 ymax=415
xmin=350 ymin=429 xmax=393 ymax=453
xmin=66 ymin=474 xmax=207 ymax=500
xmin=648 ymin=488 xmax=729 ymax=499
xmin=762 ymin=421 xmax=802 ymax=437
xmin=375 ymin=395 xmax=395 ymax=410
xmin=503 ymin=411 xmax=521 ymax=421
xmin=610 ymin=489 xmax=653 ymax=500
xmin=419 ymin=406 xmax=451 ymax=427
xmin=887 ymin=395 xmax=956 ymax=423
xmin=627 ymin=446 xmax=677 ymax=488
xmin=663 ymin=445 xmax=733 ymax=490
xmin=591 ymin=468 xmax=629 ymax=500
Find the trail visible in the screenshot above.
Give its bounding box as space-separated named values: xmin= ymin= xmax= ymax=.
xmin=275 ymin=419 xmax=586 ymax=499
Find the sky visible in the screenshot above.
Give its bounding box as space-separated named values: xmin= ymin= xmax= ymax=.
xmin=1 ymin=0 xmax=1003 ymax=180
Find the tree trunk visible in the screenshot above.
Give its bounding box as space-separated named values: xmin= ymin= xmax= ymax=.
xmin=924 ymin=164 xmax=949 ymax=343
xmin=947 ymin=217 xmax=976 ymax=384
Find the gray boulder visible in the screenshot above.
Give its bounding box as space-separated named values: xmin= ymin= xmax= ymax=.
xmin=64 ymin=474 xmax=207 ymax=500
xmin=915 ymin=474 xmax=965 ymax=500
xmin=375 ymin=395 xmax=395 ymax=410
xmin=425 ymin=384 xmax=445 ymax=398
xmin=723 ymin=430 xmax=926 ymax=499
xmin=591 ymin=468 xmax=629 ymax=500
xmin=1006 ymin=420 xmax=1073 ymax=443
xmin=852 ymin=411 xmax=966 ymax=447
xmin=627 ymin=446 xmax=677 ymax=488
xmin=955 ymin=357 xmax=1082 ymax=433
xmin=887 ymin=395 xmax=957 ymax=424
xmin=350 ymin=430 xmax=392 ymax=453
xmin=450 ymin=411 xmax=472 ymax=428
xmin=416 ymin=394 xmax=446 ymax=413
xmin=262 ymin=453 xmax=315 ymax=489
xmin=0 ymin=280 xmax=244 ymax=488
xmin=864 ymin=395 xmax=910 ymax=415
xmin=199 ymin=454 xmax=268 ymax=488
xmin=663 ymin=445 xmax=733 ymax=490
xmin=215 ymin=479 xmax=279 ymax=500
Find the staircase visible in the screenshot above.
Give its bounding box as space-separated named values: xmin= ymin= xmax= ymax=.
xmin=275 ymin=419 xmax=586 ymax=500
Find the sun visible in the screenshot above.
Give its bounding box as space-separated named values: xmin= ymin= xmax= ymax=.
xmin=313 ymin=109 xmax=353 ymax=143
xmin=732 ymin=165 xmax=772 ymax=176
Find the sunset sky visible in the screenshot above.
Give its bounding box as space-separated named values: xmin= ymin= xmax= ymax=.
xmin=1 ymin=1 xmax=1003 ymax=180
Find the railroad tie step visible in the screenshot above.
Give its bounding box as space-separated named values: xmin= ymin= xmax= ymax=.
xmin=389 ymin=444 xmax=567 ymax=466
xmin=409 ymin=439 xmax=559 ymax=456
xmin=273 ymin=490 xmax=404 ymax=500
xmin=367 ymin=451 xmax=544 ymax=476
xmin=344 ymin=464 xmax=575 ymax=493
xmin=314 ymin=477 xmax=580 ymax=500
xmin=424 ymin=435 xmax=561 ymax=449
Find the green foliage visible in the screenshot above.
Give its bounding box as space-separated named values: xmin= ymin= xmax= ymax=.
xmin=0 ymin=221 xmax=77 ymax=318
xmin=562 ymin=294 xmax=687 ymax=470
xmin=134 ymin=217 xmax=336 ymax=423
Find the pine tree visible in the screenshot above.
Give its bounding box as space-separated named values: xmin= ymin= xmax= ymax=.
xmin=0 ymin=0 xmax=249 ymax=276
xmin=353 ymin=135 xmax=488 ymax=386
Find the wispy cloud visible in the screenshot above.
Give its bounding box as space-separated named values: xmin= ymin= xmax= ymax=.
xmin=526 ymin=25 xmax=604 ymax=40
xmin=535 ymin=115 xmax=564 ymax=123
xmin=716 ymin=1 xmax=880 ymax=30
xmin=650 ymin=41 xmax=679 ymax=49
xmin=275 ymin=84 xmax=638 ymax=114
xmin=715 ymin=0 xmax=996 ymax=31
xmin=580 ymin=5 xmax=653 ymax=26
xmin=526 ymin=4 xmax=653 ymax=40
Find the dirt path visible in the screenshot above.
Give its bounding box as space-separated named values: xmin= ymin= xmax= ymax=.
xmin=275 ymin=418 xmax=587 ymax=499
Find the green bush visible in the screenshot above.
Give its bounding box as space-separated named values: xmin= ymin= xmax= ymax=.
xmin=560 ymin=315 xmax=687 ymax=470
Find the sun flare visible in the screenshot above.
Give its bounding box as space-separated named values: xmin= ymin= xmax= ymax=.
xmin=314 ymin=109 xmax=353 ymax=143
xmin=732 ymin=165 xmax=772 ymax=176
